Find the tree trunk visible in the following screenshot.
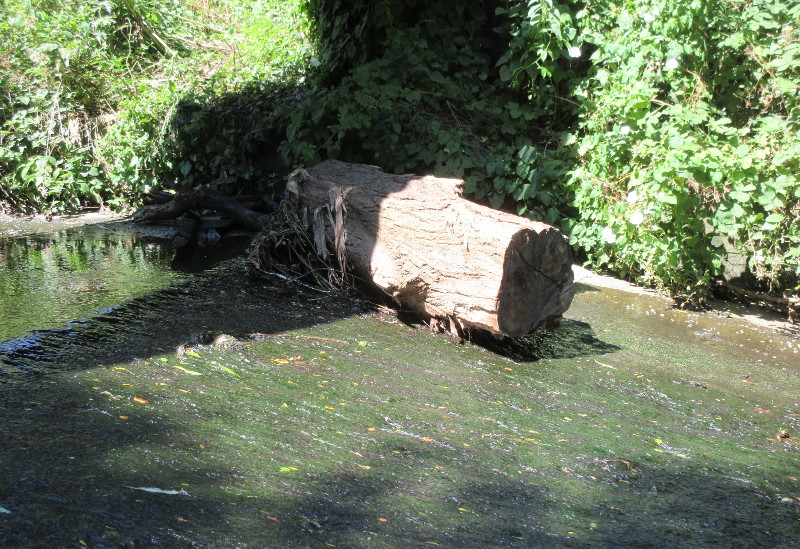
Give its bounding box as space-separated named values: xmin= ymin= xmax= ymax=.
xmin=287 ymin=160 xmax=575 ymax=337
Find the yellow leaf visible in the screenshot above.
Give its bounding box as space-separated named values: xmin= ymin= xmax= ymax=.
xmin=185 ymin=351 xmax=201 ymax=358
xmin=133 ymin=397 xmax=148 ymax=404
xmin=654 ymin=438 xmax=663 ymax=445
xmin=173 ymin=365 xmax=202 ymax=375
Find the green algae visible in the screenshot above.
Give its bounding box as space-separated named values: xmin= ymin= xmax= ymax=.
xmin=1 ymin=240 xmax=799 ymax=546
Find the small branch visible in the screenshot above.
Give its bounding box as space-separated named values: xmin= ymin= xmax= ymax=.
xmin=714 ymin=280 xmax=799 ymax=324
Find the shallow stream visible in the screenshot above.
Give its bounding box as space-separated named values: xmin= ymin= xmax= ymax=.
xmin=1 ymin=216 xmax=798 ymax=548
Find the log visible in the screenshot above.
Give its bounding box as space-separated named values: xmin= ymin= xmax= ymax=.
xmin=286 ymin=160 xmax=575 ymax=337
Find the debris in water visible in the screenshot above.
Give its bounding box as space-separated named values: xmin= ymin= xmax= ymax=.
xmin=125 ymin=486 xmax=190 ymax=496
xmin=0 ymin=506 xmax=11 ymax=514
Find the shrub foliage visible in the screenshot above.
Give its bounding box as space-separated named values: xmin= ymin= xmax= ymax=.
xmin=2 ymin=0 xmax=798 ymax=299
xmin=295 ymin=0 xmax=800 ymax=298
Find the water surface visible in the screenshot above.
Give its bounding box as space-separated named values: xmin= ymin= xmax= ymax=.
xmin=0 ymin=219 xmax=798 ymax=548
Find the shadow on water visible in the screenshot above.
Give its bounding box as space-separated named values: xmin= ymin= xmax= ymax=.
xmin=473 ymin=319 xmax=621 ymax=362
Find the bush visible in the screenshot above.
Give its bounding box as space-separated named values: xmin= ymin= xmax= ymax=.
xmin=295 ymin=0 xmax=800 ymax=299
xmin=563 ymin=0 xmax=800 ymax=297
xmin=0 ymin=0 xmax=310 ymax=212
xmin=3 ymin=0 xmax=798 ymax=299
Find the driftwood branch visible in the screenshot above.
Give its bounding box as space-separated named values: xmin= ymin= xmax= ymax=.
xmin=714 ymin=280 xmax=800 ymax=324
xmin=133 ymin=188 xmax=271 ymax=231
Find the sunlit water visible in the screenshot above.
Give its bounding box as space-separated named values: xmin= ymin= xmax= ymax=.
xmin=0 ymin=228 xmax=179 ymax=341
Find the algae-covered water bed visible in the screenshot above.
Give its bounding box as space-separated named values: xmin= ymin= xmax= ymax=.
xmin=1 ymin=221 xmax=799 ymax=548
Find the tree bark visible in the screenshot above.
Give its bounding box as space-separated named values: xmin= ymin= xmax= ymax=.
xmin=287 ymin=160 xmax=575 ymax=337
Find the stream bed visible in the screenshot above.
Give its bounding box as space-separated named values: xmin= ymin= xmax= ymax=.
xmin=1 ymin=215 xmax=798 ymax=548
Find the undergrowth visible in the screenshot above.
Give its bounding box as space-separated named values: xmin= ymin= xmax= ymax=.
xmin=1 ymin=0 xmax=799 ymax=300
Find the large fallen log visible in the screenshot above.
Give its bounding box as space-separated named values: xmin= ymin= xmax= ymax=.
xmin=285 ymin=160 xmax=575 ymax=337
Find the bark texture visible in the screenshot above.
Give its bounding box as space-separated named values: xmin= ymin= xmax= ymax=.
xmin=288 ymin=160 xmax=574 ymax=337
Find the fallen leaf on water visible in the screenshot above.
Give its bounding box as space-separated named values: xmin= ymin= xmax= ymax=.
xmin=125 ymin=486 xmax=189 ymax=496
xmin=112 ymin=367 xmax=126 ymax=371
xmin=118 ymin=415 xmax=128 ymax=420
xmin=185 ymin=350 xmax=202 ymax=359
xmin=216 ymin=365 xmax=240 ymax=376
xmin=594 ymin=359 xmax=617 ymax=370
xmin=133 ymin=397 xmax=149 ymax=404
xmin=279 ymin=466 xmax=299 ymax=472
xmin=173 ymin=365 xmax=202 ymax=375
xmin=654 ymin=438 xmax=663 ymax=445
xmin=378 ymin=517 xmax=388 ymax=522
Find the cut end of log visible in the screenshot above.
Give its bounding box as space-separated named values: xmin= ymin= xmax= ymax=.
xmin=497 ymin=227 xmax=575 ymax=337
